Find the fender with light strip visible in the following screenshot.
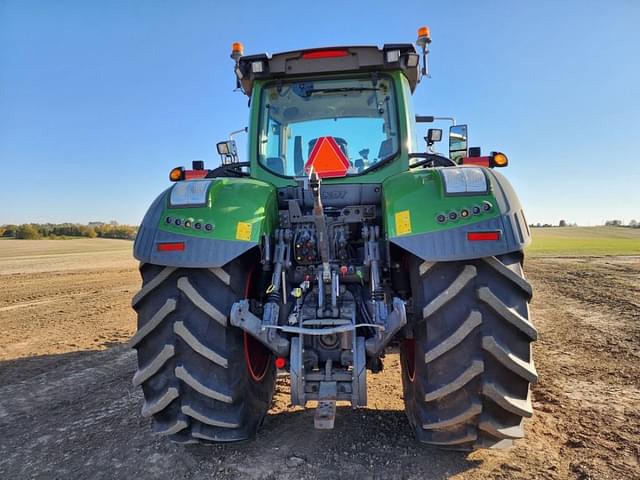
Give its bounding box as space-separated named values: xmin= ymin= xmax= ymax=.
xmin=382 ymin=166 xmax=530 ymax=261
xmin=133 ymin=177 xmax=278 ymax=267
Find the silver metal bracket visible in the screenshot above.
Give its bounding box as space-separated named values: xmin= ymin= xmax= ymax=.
xmin=230 ymin=300 xmax=290 ymax=356
xmin=365 ymin=297 xmax=407 ymax=356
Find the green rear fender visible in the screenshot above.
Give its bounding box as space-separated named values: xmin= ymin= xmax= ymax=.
xmin=382 ymin=167 xmax=531 ymax=261
xmin=133 ymin=178 xmax=278 ymax=268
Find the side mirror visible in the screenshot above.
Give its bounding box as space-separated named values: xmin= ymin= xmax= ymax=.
xmin=426 ymin=128 xmax=442 ymax=146
xmin=216 ymin=140 xmax=238 ymax=164
xmin=449 ymin=124 xmax=468 ymax=162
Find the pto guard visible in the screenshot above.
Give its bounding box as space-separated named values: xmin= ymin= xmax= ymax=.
xmin=134 ymin=178 xmax=278 ymax=268
xmin=384 ymin=168 xmax=530 ymax=262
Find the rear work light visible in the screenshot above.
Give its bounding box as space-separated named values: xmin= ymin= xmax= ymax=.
xmin=386 ymin=49 xmax=401 ymax=63
xmin=156 ymin=242 xmax=185 ymax=252
xmin=302 ymin=49 xmax=349 ymax=59
xmin=467 ymin=231 xmax=501 ymax=242
xmin=251 ymin=61 xmax=264 ymax=73
xmin=440 ymin=167 xmax=488 ymax=194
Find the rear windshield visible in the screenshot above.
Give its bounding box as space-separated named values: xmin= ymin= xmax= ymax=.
xmin=257 ymin=75 xmax=399 ymax=177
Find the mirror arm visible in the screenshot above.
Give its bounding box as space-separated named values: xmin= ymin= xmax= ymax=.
xmin=415 ymin=115 xmax=435 ymax=123
xmin=229 ymin=127 xmax=248 ymax=140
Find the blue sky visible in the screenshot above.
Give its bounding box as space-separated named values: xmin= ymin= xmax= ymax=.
xmin=1 ymin=0 xmax=639 ymax=226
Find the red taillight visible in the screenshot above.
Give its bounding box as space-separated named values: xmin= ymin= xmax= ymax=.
xmin=184 ymin=170 xmax=208 ymax=180
xmin=462 ymin=156 xmax=490 ymax=167
xmin=275 ymin=357 xmax=286 ymax=369
xmin=467 ymin=231 xmax=501 ymax=242
xmin=156 ymin=242 xmax=185 ymax=252
xmin=302 ymin=49 xmax=349 ymax=59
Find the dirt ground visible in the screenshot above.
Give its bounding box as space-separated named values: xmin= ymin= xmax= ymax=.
xmin=0 ymin=239 xmax=638 ymax=479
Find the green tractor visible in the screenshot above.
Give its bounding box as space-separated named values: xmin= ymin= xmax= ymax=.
xmin=131 ymin=27 xmax=537 ymax=450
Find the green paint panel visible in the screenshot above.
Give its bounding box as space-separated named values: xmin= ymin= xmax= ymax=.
xmin=158 ymin=178 xmax=278 ymax=242
xmin=382 ymin=169 xmax=500 ymax=238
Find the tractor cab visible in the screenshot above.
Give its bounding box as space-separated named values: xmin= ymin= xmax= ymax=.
xmin=233 ymin=44 xmax=421 ymax=183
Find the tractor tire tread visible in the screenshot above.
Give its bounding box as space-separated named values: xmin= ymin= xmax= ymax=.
xmin=401 ymin=253 xmax=536 ymax=450
xmin=131 ymin=263 xmax=275 ymax=443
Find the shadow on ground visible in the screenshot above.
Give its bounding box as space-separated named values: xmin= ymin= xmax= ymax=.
xmin=0 ymin=345 xmax=482 ymax=479
xmin=0 ymin=341 xmax=122 ymax=385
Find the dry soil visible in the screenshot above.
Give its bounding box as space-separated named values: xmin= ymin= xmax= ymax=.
xmin=0 ymin=239 xmax=638 ymax=479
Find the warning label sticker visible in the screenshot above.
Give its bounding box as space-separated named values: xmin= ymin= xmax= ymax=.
xmin=395 ymin=210 xmax=412 ymax=236
xmin=236 ymin=222 xmax=253 ymax=241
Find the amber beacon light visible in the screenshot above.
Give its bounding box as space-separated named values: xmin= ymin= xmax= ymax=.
xmin=231 ymin=42 xmax=244 ymax=61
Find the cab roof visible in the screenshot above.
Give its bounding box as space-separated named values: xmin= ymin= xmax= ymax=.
xmin=235 ymin=44 xmax=419 ymax=96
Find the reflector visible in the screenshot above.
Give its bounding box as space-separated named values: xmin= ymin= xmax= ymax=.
xmin=184 ymin=170 xmax=208 ymax=180
xmin=462 ymin=156 xmax=490 ymax=167
xmin=304 ymin=137 xmax=350 ymax=178
xmin=156 ymin=242 xmax=185 ymax=252
xmin=467 ymin=231 xmax=501 ymax=241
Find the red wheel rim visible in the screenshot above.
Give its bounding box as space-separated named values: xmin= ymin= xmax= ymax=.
xmin=402 ymin=338 xmax=416 ymax=382
xmin=242 ymin=266 xmax=271 ymax=382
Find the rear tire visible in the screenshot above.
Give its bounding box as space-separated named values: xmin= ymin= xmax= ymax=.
xmin=400 ymin=252 xmax=537 ymax=450
xmin=130 ymin=259 xmax=275 ymax=443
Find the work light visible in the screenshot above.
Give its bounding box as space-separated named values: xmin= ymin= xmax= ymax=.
xmin=169 ymin=180 xmax=212 ymax=207
xmin=440 ymin=167 xmax=488 ymax=194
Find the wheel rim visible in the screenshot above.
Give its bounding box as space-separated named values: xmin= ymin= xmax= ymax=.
xmin=244 ymin=332 xmax=270 ymax=382
xmin=242 ymin=266 xmax=271 ymax=382
xmin=402 ymin=338 xmax=416 ymax=382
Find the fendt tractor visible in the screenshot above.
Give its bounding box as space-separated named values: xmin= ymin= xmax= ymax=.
xmin=130 ymin=27 xmax=537 ymax=450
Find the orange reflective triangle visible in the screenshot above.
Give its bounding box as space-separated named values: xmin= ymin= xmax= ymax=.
xmin=304 ymin=137 xmax=350 ymax=178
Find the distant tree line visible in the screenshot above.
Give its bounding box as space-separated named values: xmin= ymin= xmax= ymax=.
xmin=529 ymin=219 xmax=639 ymax=228
xmin=0 ymin=223 xmax=138 ymax=240
xmin=529 ymin=220 xmax=578 ymax=228
xmin=604 ymin=219 xmax=639 ymax=228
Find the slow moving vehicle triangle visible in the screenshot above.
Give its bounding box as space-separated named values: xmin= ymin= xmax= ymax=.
xmin=304 ymin=136 xmax=350 ymax=178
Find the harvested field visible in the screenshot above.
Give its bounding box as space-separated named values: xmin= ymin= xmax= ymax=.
xmin=528 ymin=226 xmax=640 ymax=256
xmin=0 ymin=239 xmax=638 ymax=479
